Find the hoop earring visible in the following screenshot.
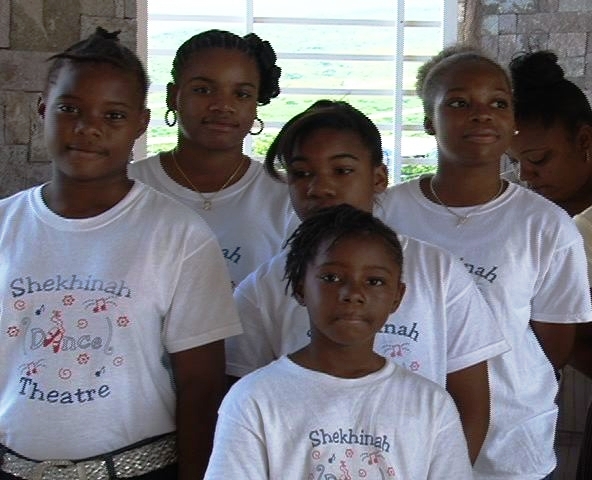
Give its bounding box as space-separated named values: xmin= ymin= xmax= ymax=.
xmin=250 ymin=117 xmax=264 ymax=136
xmin=164 ymin=109 xmax=177 ymax=127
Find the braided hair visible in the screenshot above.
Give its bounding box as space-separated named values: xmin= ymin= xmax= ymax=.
xmin=45 ymin=27 xmax=149 ymax=106
xmin=510 ymin=50 xmax=592 ymax=137
xmin=171 ymin=29 xmax=281 ymax=106
xmin=283 ymin=204 xmax=403 ymax=297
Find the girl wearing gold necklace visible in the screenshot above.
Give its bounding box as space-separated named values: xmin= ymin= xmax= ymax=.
xmin=129 ymin=30 xmax=293 ymax=287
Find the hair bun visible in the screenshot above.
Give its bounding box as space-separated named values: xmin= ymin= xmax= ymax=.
xmin=93 ymin=26 xmax=121 ymax=41
xmin=510 ymin=50 xmax=565 ymax=91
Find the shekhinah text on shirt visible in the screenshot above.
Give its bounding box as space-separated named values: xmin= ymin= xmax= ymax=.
xmin=310 ymin=428 xmax=390 ymax=452
xmin=10 ymin=274 xmax=132 ymax=299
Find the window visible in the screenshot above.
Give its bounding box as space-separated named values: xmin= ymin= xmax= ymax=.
xmin=137 ymin=0 xmax=457 ymax=182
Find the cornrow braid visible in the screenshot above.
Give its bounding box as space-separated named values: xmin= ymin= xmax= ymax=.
xmin=171 ymin=29 xmax=281 ymax=105
xmin=45 ymin=27 xmax=149 ymax=106
xmin=283 ymin=204 xmax=403 ymax=297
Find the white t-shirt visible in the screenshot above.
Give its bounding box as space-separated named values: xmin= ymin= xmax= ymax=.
xmin=383 ymin=178 xmax=592 ymax=479
xmin=0 ymin=182 xmax=242 ymax=459
xmin=128 ymin=154 xmax=293 ymax=287
xmin=205 ymin=356 xmax=473 ymax=480
xmin=228 ymin=233 xmax=508 ymax=387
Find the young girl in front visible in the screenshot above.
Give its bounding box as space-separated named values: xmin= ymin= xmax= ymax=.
xmin=228 ymin=100 xmax=509 ymax=463
xmin=128 ymin=29 xmax=292 ymax=287
xmin=383 ymin=46 xmax=592 ymax=479
xmin=0 ymin=28 xmax=241 ymax=480
xmin=206 ymin=204 xmax=473 ymax=479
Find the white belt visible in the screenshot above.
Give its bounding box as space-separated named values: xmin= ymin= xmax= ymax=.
xmin=0 ymin=434 xmax=176 ymax=480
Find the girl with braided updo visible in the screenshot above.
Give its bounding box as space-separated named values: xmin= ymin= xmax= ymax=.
xmin=129 ymin=29 xmax=292 ymax=287
xmin=0 ymin=27 xmax=241 ymax=480
xmin=507 ymin=50 xmax=592 ymax=480
xmin=508 ymin=50 xmax=592 ymax=216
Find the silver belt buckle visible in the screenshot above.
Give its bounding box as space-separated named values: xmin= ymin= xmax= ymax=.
xmin=1 ymin=434 xmax=176 ymax=480
xmin=30 ymin=459 xmax=89 ymax=480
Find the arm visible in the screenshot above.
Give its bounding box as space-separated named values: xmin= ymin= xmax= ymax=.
xmin=530 ymin=320 xmax=576 ymax=371
xmin=446 ymin=361 xmax=489 ymax=464
xmin=171 ymin=340 xmax=227 ymax=480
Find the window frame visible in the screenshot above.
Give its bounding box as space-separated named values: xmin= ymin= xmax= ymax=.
xmin=135 ymin=0 xmax=457 ymax=181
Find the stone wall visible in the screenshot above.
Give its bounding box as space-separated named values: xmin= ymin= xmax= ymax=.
xmin=1 ymin=1 xmax=591 ymax=197
xmin=459 ymin=0 xmax=592 ymax=102
xmin=0 ymin=0 xmax=136 ymax=197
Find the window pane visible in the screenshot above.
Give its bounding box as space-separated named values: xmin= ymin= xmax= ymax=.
xmin=404 ymin=27 xmax=443 ymax=56
xmin=254 ymin=0 xmax=396 ymax=20
xmin=405 ymin=0 xmax=442 ymax=22
xmin=276 ymin=59 xmax=394 ymax=91
xmin=148 ymin=21 xmax=246 ymax=51
xmin=255 ymin=24 xmax=396 ymax=56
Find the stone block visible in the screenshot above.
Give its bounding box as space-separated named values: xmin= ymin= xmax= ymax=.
xmin=81 ymin=16 xmax=136 ymax=50
xmin=539 ymin=0 xmax=560 ymax=11
xmin=0 ymin=0 xmax=10 ymax=48
xmin=549 ymin=33 xmax=588 ymax=57
xmin=3 ymin=91 xmax=39 ymax=145
xmin=517 ymin=12 xmax=591 ymax=33
xmin=11 ymin=0 xmax=79 ymax=51
xmin=125 ymin=0 xmax=136 ymax=19
xmin=115 ymin=0 xmax=125 ymax=18
xmin=482 ymin=15 xmax=499 ymax=35
xmin=498 ymin=34 xmax=521 ymax=65
xmin=0 ymin=50 xmax=52 ymax=92
xmin=568 ymin=76 xmax=587 ymax=92
xmin=480 ymin=35 xmax=500 ymax=59
xmin=80 ymin=0 xmax=115 ymax=17
xmin=517 ymin=32 xmax=550 ymax=52
xmin=483 ymin=0 xmax=537 ymax=14
xmin=30 ymin=110 xmax=46 ymax=164
xmin=561 ymin=56 xmax=586 ymax=77
xmin=0 ymin=145 xmax=51 ymax=199
xmin=499 ymin=14 xmax=517 ymax=34
xmin=559 ymin=0 xmax=592 ymax=11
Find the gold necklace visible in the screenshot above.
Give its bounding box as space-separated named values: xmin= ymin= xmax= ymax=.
xmin=429 ymin=176 xmax=505 ymax=227
xmin=171 ymin=150 xmax=246 ymax=210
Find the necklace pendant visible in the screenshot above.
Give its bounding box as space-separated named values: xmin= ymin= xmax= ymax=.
xmin=456 ymin=216 xmax=468 ymax=227
xmin=203 ymin=200 xmax=212 ymax=210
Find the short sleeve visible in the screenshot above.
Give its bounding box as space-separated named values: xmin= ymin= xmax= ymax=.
xmin=164 ymin=235 xmax=242 ymax=353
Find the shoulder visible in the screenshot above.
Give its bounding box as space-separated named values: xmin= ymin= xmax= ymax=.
xmin=132 ymin=182 xmax=217 ymax=241
xmin=245 ymin=160 xmax=289 ymax=195
xmin=391 ymin=364 xmax=454 ymax=405
xmin=0 ymin=187 xmax=34 ymax=209
xmin=222 ymin=358 xmax=287 ymax=404
xmin=506 ymin=183 xmax=580 ymax=238
xmin=236 ymin=251 xmax=286 ymax=290
xmin=128 ymin=154 xmax=160 ymax=174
